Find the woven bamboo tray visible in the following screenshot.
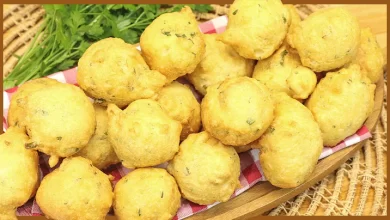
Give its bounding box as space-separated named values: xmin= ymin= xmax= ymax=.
xmin=3 ymin=4 xmax=387 ymax=217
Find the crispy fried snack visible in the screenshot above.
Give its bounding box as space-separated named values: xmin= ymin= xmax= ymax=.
xmin=77 ymin=38 xmax=166 ymax=108
xmin=140 ymin=6 xmax=205 ymax=83
xmin=218 ymin=0 xmax=289 ymax=60
xmin=254 ymin=93 xmax=323 ymax=188
xmin=284 ymin=4 xmax=301 ymax=51
xmin=153 ymin=82 xmax=201 ymax=140
xmin=201 ymin=77 xmax=274 ymax=146
xmin=288 ymin=8 xmax=361 ymax=72
xmin=107 ymin=99 xmax=181 ymax=168
xmin=187 ymin=34 xmax=255 ymax=95
xmin=252 ymin=45 xmax=317 ymax=99
xmin=36 ymin=157 xmax=113 ymax=220
xmin=0 ymin=127 xmax=39 ymax=220
xmin=306 ymin=64 xmax=376 ymax=146
xmin=24 ymin=83 xmax=96 ymax=167
xmin=7 ymin=78 xmax=60 ymax=129
xmin=114 ymin=168 xmax=181 ymax=220
xmin=349 ymin=28 xmax=384 ymax=83
xmin=167 ymin=131 xmax=240 ymax=205
xmin=75 ymin=104 xmax=120 ymax=170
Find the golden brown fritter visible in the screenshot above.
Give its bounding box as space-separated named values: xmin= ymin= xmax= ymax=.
xmin=288 ymin=7 xmax=361 ymax=72
xmin=256 ymin=93 xmax=323 ymax=188
xmin=252 ymin=45 xmax=317 ymax=99
xmin=167 ymin=131 xmax=240 ymax=205
xmin=187 ymin=34 xmax=255 ymax=95
xmin=201 ymin=77 xmax=274 ymax=146
xmin=306 ymin=64 xmax=375 ymax=146
xmin=107 ymin=99 xmax=181 ymax=168
xmin=140 ymin=6 xmax=205 ymax=83
xmin=75 ymin=104 xmax=120 ymax=170
xmin=114 ymin=168 xmax=181 ymax=220
xmin=0 ymin=127 xmax=39 ymax=220
xmin=24 ymin=83 xmax=96 ymax=167
xmin=77 ymin=38 xmax=166 ymax=108
xmin=36 ymin=157 xmax=113 ymax=220
xmin=218 ymin=0 xmax=290 ymax=60
xmin=153 ymin=82 xmax=201 ymax=140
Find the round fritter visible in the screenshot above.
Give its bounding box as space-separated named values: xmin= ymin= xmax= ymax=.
xmin=306 ymin=64 xmax=376 ymax=147
xmin=7 ymin=78 xmax=60 ymax=129
xmin=201 ymin=77 xmax=274 ymax=146
xmin=0 ymin=127 xmax=39 ymax=220
xmin=77 ymin=37 xmax=166 ymax=108
xmin=140 ymin=6 xmax=205 ymax=83
xmin=24 ymin=83 xmax=96 ymax=167
xmin=114 ymin=168 xmax=181 ymax=220
xmin=36 ymin=157 xmax=113 ymax=220
xmin=167 ymin=131 xmax=240 ymax=205
xmin=107 ymin=99 xmax=182 ymax=168
xmin=75 ymin=104 xmax=120 ymax=170
xmin=255 ymin=93 xmax=323 ymax=188
xmin=187 ymin=34 xmax=255 ymax=95
xmin=218 ymin=0 xmax=290 ymax=60
xmin=284 ymin=4 xmax=301 ymax=48
xmin=288 ymin=7 xmax=361 ymax=72
xmin=252 ymin=45 xmax=317 ymax=99
xmin=153 ymin=82 xmax=201 ymax=140
xmin=349 ymin=28 xmax=384 ymax=83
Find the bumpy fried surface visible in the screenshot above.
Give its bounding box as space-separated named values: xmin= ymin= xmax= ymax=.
xmin=24 ymin=83 xmax=95 ymax=167
xmin=218 ymin=0 xmax=289 ymax=60
xmin=187 ymin=34 xmax=255 ymax=95
xmin=153 ymin=82 xmax=201 ymax=140
xmin=140 ymin=6 xmax=205 ymax=83
xmin=107 ymin=99 xmax=181 ymax=168
xmin=77 ymin=38 xmax=166 ymax=108
xmin=306 ymin=64 xmax=375 ymax=146
xmin=288 ymin=8 xmax=361 ymax=72
xmin=114 ymin=168 xmax=181 ymax=220
xmin=285 ymin=4 xmax=302 ymax=48
xmin=36 ymin=157 xmax=113 ymax=220
xmin=0 ymin=127 xmax=39 ymax=220
xmin=75 ymin=105 xmax=120 ymax=170
xmin=7 ymin=78 xmax=60 ymax=129
xmin=256 ymin=93 xmax=323 ymax=188
xmin=167 ymin=131 xmax=240 ymax=205
xmin=349 ymin=28 xmax=384 ymax=83
xmin=252 ymin=45 xmax=317 ymax=99
xmin=201 ymin=77 xmax=274 ymax=146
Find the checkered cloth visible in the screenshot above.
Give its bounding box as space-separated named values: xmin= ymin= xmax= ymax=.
xmin=2 ymin=15 xmax=372 ymax=219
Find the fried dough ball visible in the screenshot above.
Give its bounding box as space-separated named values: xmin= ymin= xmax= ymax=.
xmin=167 ymin=131 xmax=240 ymax=205
xmin=218 ymin=0 xmax=290 ymax=60
xmin=306 ymin=64 xmax=375 ymax=146
xmin=153 ymin=82 xmax=201 ymax=140
xmin=140 ymin=6 xmax=205 ymax=83
xmin=349 ymin=28 xmax=384 ymax=83
xmin=36 ymin=157 xmax=113 ymax=220
xmin=77 ymin=38 xmax=166 ymax=108
xmin=107 ymin=99 xmax=181 ymax=168
xmin=252 ymin=45 xmax=317 ymax=99
xmin=7 ymin=78 xmax=60 ymax=129
xmin=201 ymin=77 xmax=274 ymax=146
xmin=187 ymin=34 xmax=255 ymax=95
xmin=75 ymin=105 xmax=120 ymax=170
xmin=284 ymin=4 xmax=301 ymax=48
xmin=288 ymin=8 xmax=361 ymax=72
xmin=0 ymin=127 xmax=39 ymax=220
xmin=254 ymin=93 xmax=323 ymax=188
xmin=114 ymin=168 xmax=181 ymax=220
xmin=24 ymin=83 xmax=95 ymax=167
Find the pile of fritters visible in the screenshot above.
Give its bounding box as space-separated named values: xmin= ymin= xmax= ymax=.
xmin=1 ymin=1 xmax=383 ymax=219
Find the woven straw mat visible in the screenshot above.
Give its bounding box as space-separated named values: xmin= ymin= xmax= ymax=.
xmin=2 ymin=4 xmax=387 ymax=216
